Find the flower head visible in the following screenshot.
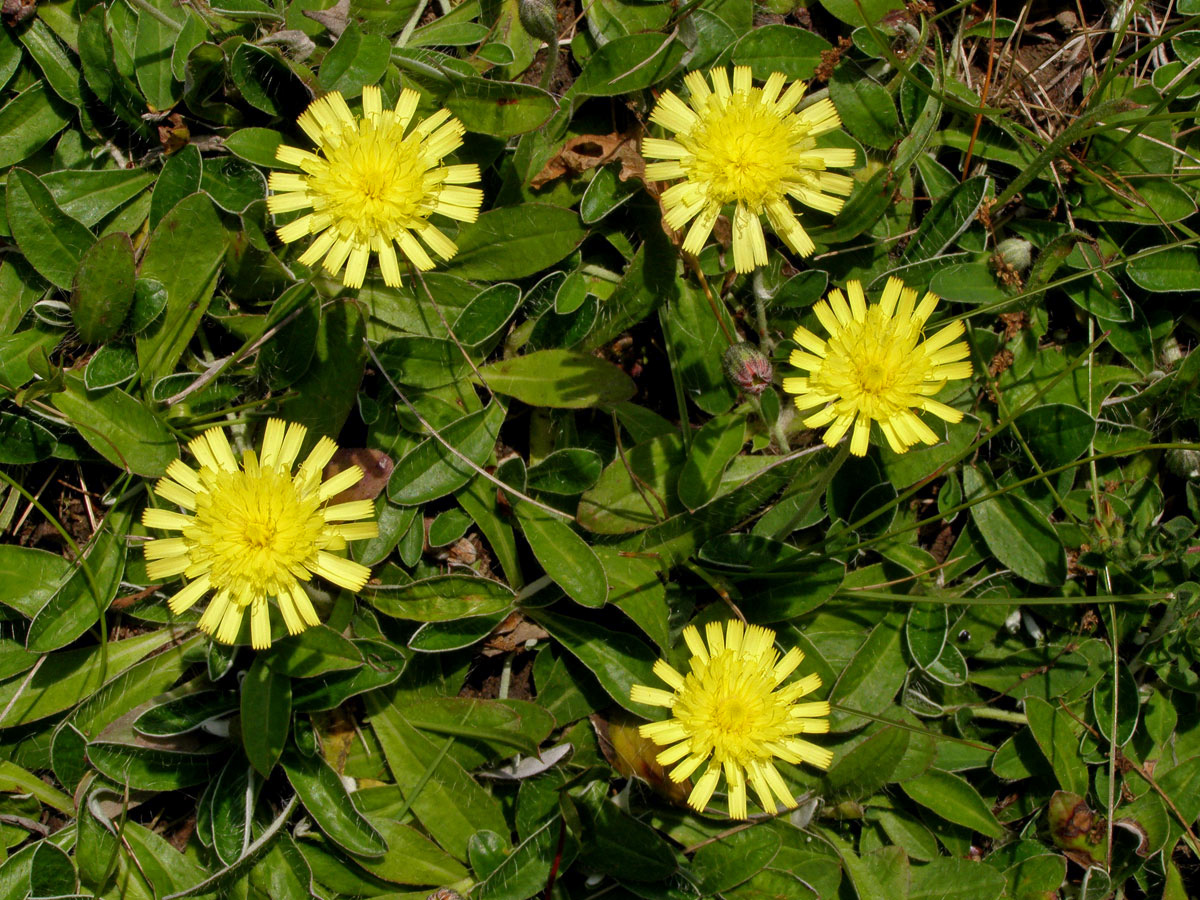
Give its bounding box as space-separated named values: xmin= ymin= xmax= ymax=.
xmin=630 ymin=620 xmax=831 ymax=819
xmin=143 ymin=420 xmax=379 ymax=649
xmin=642 ymin=66 xmax=855 ymax=273
xmin=267 ymin=85 xmax=484 ymax=289
xmin=783 ymin=277 xmax=973 ymax=457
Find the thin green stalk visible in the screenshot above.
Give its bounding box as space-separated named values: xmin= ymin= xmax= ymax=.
xmin=963 ymin=706 xmax=1028 ymax=725
xmin=966 ymin=321 xmax=1077 ymax=523
xmin=825 ymin=332 xmax=1109 ymax=549
xmin=842 ymin=590 xmax=1172 ymax=606
xmin=838 ymin=443 xmax=1200 ymax=558
xmin=122 ymin=0 xmax=179 ymax=29
xmin=769 ymin=440 xmax=849 ymax=540
xmin=658 ymin=306 xmax=693 ymax=454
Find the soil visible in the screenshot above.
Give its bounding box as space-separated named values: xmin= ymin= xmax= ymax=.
xmin=459 ymin=649 xmax=536 ymax=701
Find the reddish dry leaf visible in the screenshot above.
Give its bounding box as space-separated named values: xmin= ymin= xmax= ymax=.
xmin=322 ymin=448 xmax=393 ymax=503
xmin=591 ymin=710 xmax=691 ymax=806
xmin=530 ymin=131 xmax=645 ymax=190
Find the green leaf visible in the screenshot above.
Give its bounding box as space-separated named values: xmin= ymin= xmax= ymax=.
xmin=135 ymin=691 xmax=238 ymax=737
xmin=317 ymin=22 xmax=390 ymax=96
xmin=402 ymin=696 xmax=554 ymax=759
xmin=389 ymin=400 xmax=507 ymax=504
xmin=906 ymin=604 xmax=948 ymax=671
xmin=29 ymin=842 xmax=76 ymax=898
xmin=819 ymin=0 xmax=904 ymax=26
xmin=5 ymin=167 xmax=94 ymax=290
xmin=1092 ymin=661 xmax=1139 ymax=747
xmin=87 ymin=740 xmax=221 ymax=790
xmin=909 ymin=857 xmax=1006 ymax=900
xmin=199 ymin=157 xmax=266 ymax=214
xmin=209 ymin=761 xmax=256 ymax=866
xmin=691 ymin=825 xmax=780 ymax=893
xmin=291 ymin=640 xmax=407 ymax=711
xmin=576 ymin=780 xmax=675 ymax=881
xmin=452 ymin=282 xmax=523 ymax=346
xmin=577 ymin=434 xmax=686 ymax=534
xmin=829 ymin=611 xmax=907 ymax=731
xmin=377 ymin=336 xmax=467 ymax=391
xmin=477 ymin=349 xmax=635 ymax=408
xmin=744 ymin=557 xmax=845 ymax=623
xmin=26 ymin=511 xmax=129 ymax=652
xmin=963 ymin=465 xmax=1067 ymax=586
xmin=830 ymin=65 xmax=900 ymax=151
xmin=664 ymin=278 xmax=737 ymax=415
xmin=731 ymin=25 xmax=831 ymax=80
xmin=1024 ymin=697 xmax=1088 ymax=796
xmin=241 ymin=657 xmax=292 ymax=776
xmin=134 ymin=0 xmax=183 ymax=110
xmin=678 ymin=413 xmax=746 ymax=510
xmin=1127 ymin=247 xmax=1200 ymax=293
xmin=135 ymin=192 xmax=226 ymax=382
xmin=278 ymin=300 xmax=367 ymax=439
xmin=18 ymin=19 xmax=84 ymax=107
xmin=0 ymin=82 xmax=72 ymax=169
xmin=83 ymin=341 xmax=137 ymax=391
xmin=515 ymin=500 xmax=609 ymax=607
xmin=580 ymin=164 xmax=640 ymax=224
xmin=0 ymin=410 xmax=56 ymax=463
xmin=356 ymin=817 xmax=470 ymax=886
xmin=446 ymin=78 xmax=557 ymax=137
xmin=366 ymin=572 xmax=515 ymax=621
xmin=1013 ymin=403 xmax=1095 ymax=468
xmin=596 ymin=546 xmax=669 ymax=649
xmin=445 ymin=204 xmax=586 ymax=280
xmin=472 ymin=817 xmax=568 ymax=900
xmin=0 ymin=545 xmax=72 ymax=617
xmin=900 ymin=768 xmax=1004 ymax=838
xmin=571 ymin=32 xmax=686 ymax=97
xmin=826 ymin=725 xmax=910 ymax=800
xmin=528 ymin=607 xmax=659 ymax=717
xmin=902 ymin=176 xmax=988 ymax=262
xmin=50 ymin=373 xmax=179 ymax=477
xmin=262 ymin=625 xmax=365 ymax=678
xmin=367 ymin=694 xmax=509 ymax=861
xmin=224 ymin=127 xmax=285 ymax=168
xmin=72 ymin=232 xmax=136 ymax=342
xmin=527 ymin=448 xmax=603 ymax=494
xmin=280 ymin=745 xmax=387 ymax=858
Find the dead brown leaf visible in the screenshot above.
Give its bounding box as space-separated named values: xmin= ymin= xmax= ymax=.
xmin=482 ymin=610 xmax=549 ymax=657
xmin=531 ymin=130 xmax=643 ymax=190
xmin=322 ymin=448 xmax=393 ymax=503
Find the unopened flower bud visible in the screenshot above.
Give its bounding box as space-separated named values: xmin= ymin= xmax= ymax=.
xmin=1166 ymin=447 xmax=1200 ymax=480
xmin=995 ymin=237 xmax=1032 ymax=273
xmin=723 ymin=342 xmax=773 ymax=395
xmin=518 ymin=0 xmax=558 ymax=45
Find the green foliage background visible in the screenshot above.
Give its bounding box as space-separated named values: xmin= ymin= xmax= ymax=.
xmin=1 ymin=0 xmax=1200 ymax=898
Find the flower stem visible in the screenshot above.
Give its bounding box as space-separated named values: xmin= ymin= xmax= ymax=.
xmin=751 ymin=393 xmax=790 ymax=453
xmin=539 ymin=43 xmax=559 ymax=92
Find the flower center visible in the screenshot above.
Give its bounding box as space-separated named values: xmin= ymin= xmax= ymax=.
xmin=685 ymin=95 xmax=797 ymax=210
xmin=816 ymin=309 xmax=935 ymax=416
xmin=311 ymin=119 xmax=430 ymax=241
xmin=185 ymin=467 xmax=326 ymax=604
xmin=857 ymin=360 xmax=894 ymax=395
xmin=674 ymin=652 xmax=790 ymax=765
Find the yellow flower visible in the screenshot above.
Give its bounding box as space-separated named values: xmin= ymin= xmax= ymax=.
xmin=642 ymin=66 xmax=855 ymax=274
xmin=783 ymin=277 xmax=973 ymax=457
xmin=630 ymin=620 xmax=831 ymax=819
xmin=267 ymin=85 xmax=484 ymax=289
xmin=142 ymin=420 xmax=379 ymax=649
